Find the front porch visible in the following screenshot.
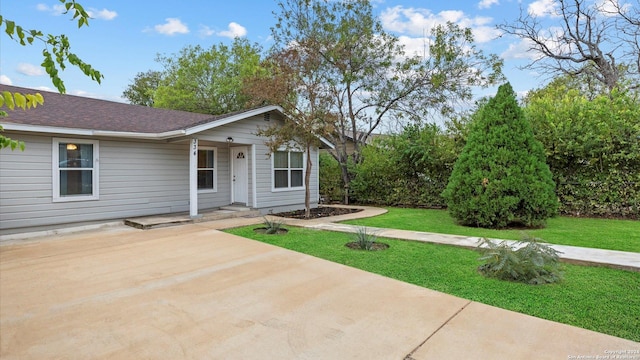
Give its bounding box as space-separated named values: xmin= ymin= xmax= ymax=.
xmin=124 ymin=205 xmax=260 ymax=230
xmin=187 ymin=138 xmax=256 ymax=218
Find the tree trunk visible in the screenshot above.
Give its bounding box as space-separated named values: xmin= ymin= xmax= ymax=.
xmin=304 ymin=144 xmax=312 ymax=218
xmin=339 ymin=156 xmax=350 ymax=205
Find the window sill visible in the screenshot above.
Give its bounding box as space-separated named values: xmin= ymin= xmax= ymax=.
xmin=271 ymin=186 xmax=305 ymax=192
xmin=198 ymin=189 xmax=218 ymax=194
xmin=53 ymin=195 xmax=99 ymax=203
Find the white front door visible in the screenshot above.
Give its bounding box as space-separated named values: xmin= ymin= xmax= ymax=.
xmin=231 ymin=147 xmax=248 ymax=204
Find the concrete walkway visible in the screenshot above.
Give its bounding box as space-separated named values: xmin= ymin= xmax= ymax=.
xmin=304 ymin=223 xmax=640 ymax=271
xmin=1 ymin=223 xmax=637 ymax=359
xmin=271 ymin=205 xmax=640 ymax=272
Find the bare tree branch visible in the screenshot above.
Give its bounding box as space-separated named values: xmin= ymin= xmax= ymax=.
xmin=498 ymin=0 xmax=639 ymax=93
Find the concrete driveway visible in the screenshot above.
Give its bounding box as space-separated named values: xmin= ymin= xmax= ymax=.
xmin=1 ymin=224 xmax=636 ymax=359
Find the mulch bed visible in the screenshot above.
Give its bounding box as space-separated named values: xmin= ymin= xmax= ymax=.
xmin=345 ymin=242 xmax=390 ymax=251
xmin=273 ymin=206 xmax=363 ymax=219
xmin=253 ymin=227 xmax=289 ymax=235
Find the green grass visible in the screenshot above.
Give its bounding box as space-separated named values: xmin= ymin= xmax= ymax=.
xmin=342 ymin=208 xmax=640 ymax=253
xmin=225 ymin=226 xmax=640 ymax=341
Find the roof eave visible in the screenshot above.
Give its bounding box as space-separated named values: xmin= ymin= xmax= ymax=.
xmin=92 ymin=129 xmax=187 ymax=140
xmin=1 ymin=123 xmax=94 ymax=136
xmin=184 ymin=105 xmax=283 ymax=135
xmin=1 ymin=123 xmax=187 ymax=139
xmin=318 ymin=135 xmax=335 ymax=149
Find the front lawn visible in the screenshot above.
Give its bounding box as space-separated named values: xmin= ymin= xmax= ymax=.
xmin=342 ymin=207 xmax=640 ymax=252
xmin=224 ymin=226 xmax=640 ymax=342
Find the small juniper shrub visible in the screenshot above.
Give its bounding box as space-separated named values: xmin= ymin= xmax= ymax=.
xmin=353 ymin=226 xmax=377 ymax=250
xmin=262 ymin=217 xmax=284 ymax=234
xmin=477 ymin=234 xmax=564 ymax=285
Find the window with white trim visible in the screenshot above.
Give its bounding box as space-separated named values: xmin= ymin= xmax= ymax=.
xmin=197 ymin=147 xmax=217 ymax=192
xmin=273 ymin=150 xmax=304 ymax=190
xmin=53 ymin=138 xmax=99 ymax=202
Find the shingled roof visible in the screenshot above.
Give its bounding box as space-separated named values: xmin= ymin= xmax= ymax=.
xmin=0 ymin=85 xmax=259 ymax=134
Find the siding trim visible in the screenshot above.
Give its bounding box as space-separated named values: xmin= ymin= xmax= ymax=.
xmin=197 ymin=146 xmax=218 ymax=193
xmin=189 ymin=138 xmax=198 ymax=217
xmin=185 ymin=106 xmax=282 ymax=135
xmin=271 ymin=149 xmax=306 ymax=192
xmin=52 ymin=137 xmax=100 ymax=202
xmin=252 ymin=144 xmax=257 ymax=208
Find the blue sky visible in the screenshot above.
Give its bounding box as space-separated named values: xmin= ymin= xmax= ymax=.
xmin=0 ymin=0 xmax=592 ymax=104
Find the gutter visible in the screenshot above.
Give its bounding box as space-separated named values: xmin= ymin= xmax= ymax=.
xmin=1 ymin=123 xmax=187 ymax=140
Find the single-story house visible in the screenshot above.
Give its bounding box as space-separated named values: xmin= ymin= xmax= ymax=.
xmin=0 ymin=85 xmax=332 ymax=235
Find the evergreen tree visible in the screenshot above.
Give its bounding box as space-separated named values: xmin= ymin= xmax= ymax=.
xmin=443 ymin=83 xmax=558 ymax=228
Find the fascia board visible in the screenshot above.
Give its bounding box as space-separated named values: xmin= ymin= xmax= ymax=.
xmin=184 ymin=105 xmax=283 ymax=135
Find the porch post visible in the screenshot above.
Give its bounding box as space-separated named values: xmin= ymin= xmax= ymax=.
xmin=189 ymin=138 xmax=199 ymax=218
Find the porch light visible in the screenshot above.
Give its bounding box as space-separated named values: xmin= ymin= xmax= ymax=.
xmin=66 ymin=143 xmax=78 ymax=150
xmin=226 ymin=137 xmax=234 ymax=143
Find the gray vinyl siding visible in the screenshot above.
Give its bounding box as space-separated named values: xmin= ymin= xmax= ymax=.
xmin=197 ymin=145 xmax=231 ymax=209
xmin=196 ymin=114 xmax=319 ymax=213
xmin=0 ymin=132 xmax=190 ymax=233
xmin=0 ymin=114 xmax=320 ymax=234
xmin=1 ymin=133 xmax=226 ymax=234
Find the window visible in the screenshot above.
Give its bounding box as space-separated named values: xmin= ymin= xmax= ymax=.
xmin=273 ymin=150 xmax=304 ymax=190
xmin=53 ymin=138 xmax=99 ymax=202
xmin=197 ymin=147 xmax=217 ymax=192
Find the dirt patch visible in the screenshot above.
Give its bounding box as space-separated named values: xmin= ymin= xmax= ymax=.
xmin=345 ymin=242 xmax=390 ymax=251
xmin=273 ymin=206 xmax=363 ymax=219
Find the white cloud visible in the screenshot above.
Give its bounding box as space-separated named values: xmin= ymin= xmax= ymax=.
xmin=69 ymin=90 xmax=101 ymax=99
xmin=36 ymin=3 xmax=66 ymax=15
xmin=217 ymin=22 xmax=247 ymax=39
xmin=595 ymin=0 xmax=630 ymax=16
xmin=380 ymin=6 xmax=439 ymax=34
xmin=380 ymin=6 xmax=500 ymax=43
xmin=474 ymin=26 xmax=502 ymax=43
xmin=35 ymin=86 xmax=54 ymax=92
xmin=501 ymin=39 xmax=538 ymax=60
xmin=17 ymin=63 xmax=45 ymax=76
xmin=199 ymin=25 xmax=215 ymax=37
xmin=398 ymin=35 xmax=431 ymax=58
xmin=528 ymin=0 xmax=560 ymax=17
xmin=153 ymin=18 xmax=189 ymax=35
xmin=87 ymin=8 xmax=118 ymax=20
xmin=439 ymin=10 xmax=465 ymax=23
xmin=38 ymin=3 xmax=116 ymax=20
xmin=478 ymin=0 xmax=499 ymax=9
xmin=517 ymin=90 xmax=530 ymax=99
xmin=0 ymin=75 xmax=13 ymax=85
xmin=501 ymin=27 xmax=570 ymax=61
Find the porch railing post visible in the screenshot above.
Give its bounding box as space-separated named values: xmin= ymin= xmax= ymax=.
xmin=189 ymin=138 xmax=199 ymax=218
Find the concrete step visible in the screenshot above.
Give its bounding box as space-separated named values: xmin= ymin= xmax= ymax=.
xmin=196 ymin=209 xmax=261 ymax=222
xmin=124 ymin=208 xmax=261 ymax=230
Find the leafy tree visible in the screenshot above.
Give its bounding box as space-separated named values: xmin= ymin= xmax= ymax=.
xmin=524 ymin=77 xmax=640 ymax=218
xmin=498 ymin=0 xmax=639 ymax=93
xmin=272 ymin=0 xmax=504 ymax=199
xmin=245 ymin=44 xmax=333 ymax=218
xmin=319 ymin=152 xmax=343 ymax=203
xmin=351 ymin=123 xmax=459 ymax=207
xmin=443 ymin=83 xmax=558 ymax=229
xmin=151 ymin=38 xmax=266 ymax=115
xmin=122 ymin=70 xmax=161 ymax=106
xmin=0 ymin=0 xmax=103 ymax=150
